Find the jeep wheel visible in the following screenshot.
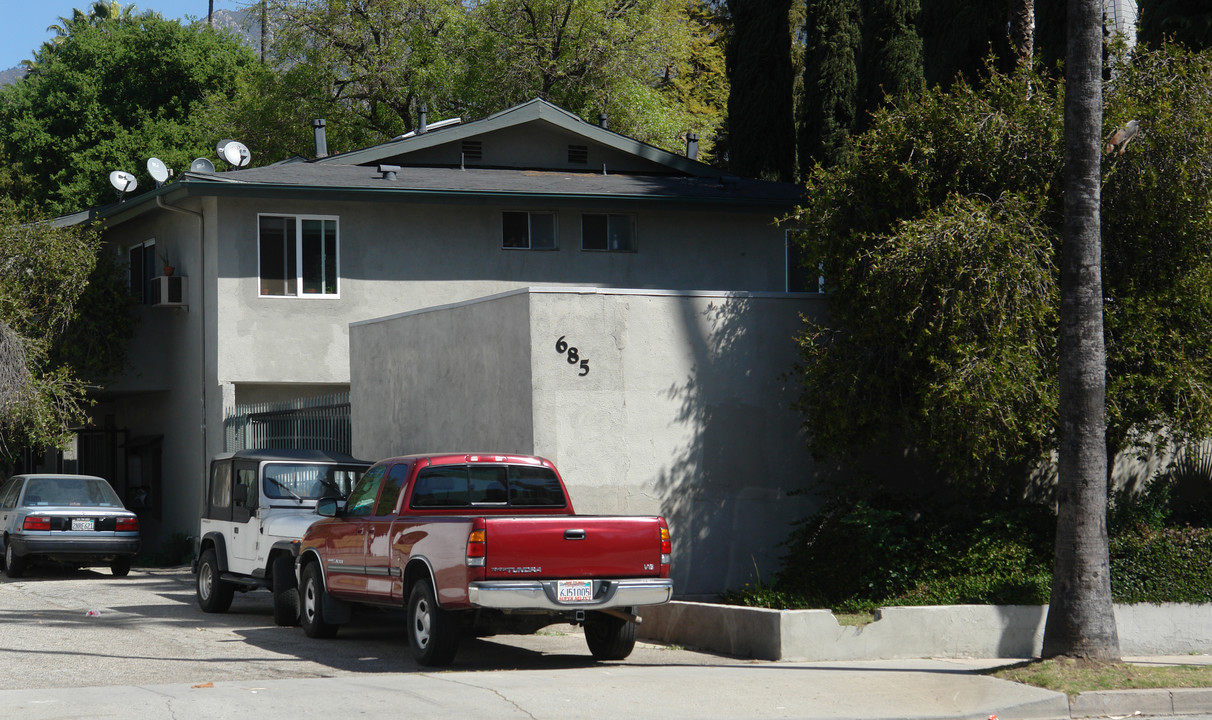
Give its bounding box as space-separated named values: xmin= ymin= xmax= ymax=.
xmin=272 ymin=555 xmax=301 ymax=626
xmin=584 ymin=609 xmax=637 ymax=660
xmin=300 ymin=562 xmax=338 ymax=638
xmin=407 ymin=577 xmax=459 ymax=666
xmin=196 ymin=548 xmax=234 ymax=613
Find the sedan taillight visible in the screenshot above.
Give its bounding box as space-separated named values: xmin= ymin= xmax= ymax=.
xmin=116 ymin=517 xmax=139 ymax=532
xmin=23 ymin=516 xmax=51 ymax=531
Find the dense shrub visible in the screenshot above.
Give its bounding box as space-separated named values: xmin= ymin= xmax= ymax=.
xmin=1111 ymin=526 xmax=1212 ymax=604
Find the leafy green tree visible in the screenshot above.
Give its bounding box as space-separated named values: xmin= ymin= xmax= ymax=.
xmin=0 ymin=200 xmax=134 ymax=460
xmin=790 ymin=42 xmax=1212 ymax=496
xmin=798 ymin=0 xmax=861 ymax=169
xmin=725 ymin=0 xmax=795 ymax=180
xmin=0 ymin=10 xmax=260 ymax=213
xmin=1139 ymin=0 xmax=1212 ymax=50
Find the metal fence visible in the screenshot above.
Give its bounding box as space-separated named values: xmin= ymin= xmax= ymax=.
xmin=223 ymin=391 xmax=352 ymax=454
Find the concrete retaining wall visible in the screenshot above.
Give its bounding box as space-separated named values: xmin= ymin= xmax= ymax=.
xmin=638 ymin=601 xmax=1212 ymax=661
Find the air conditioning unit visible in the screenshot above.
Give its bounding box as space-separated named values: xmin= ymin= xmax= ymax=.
xmin=151 ymin=275 xmax=186 ymax=307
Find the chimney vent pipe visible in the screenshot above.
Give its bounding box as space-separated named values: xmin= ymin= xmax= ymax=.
xmin=311 ymin=118 xmax=328 ymax=158
xmin=686 ymin=132 xmax=699 ymax=160
xmin=418 ymin=104 xmax=428 ymax=135
xmin=598 ymin=113 xmax=608 ymax=129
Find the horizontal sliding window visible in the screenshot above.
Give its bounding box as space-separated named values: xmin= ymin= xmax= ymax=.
xmin=259 ymin=215 xmax=339 ymax=297
xmin=502 ymin=211 xmax=557 ymax=250
xmin=582 ymin=213 xmax=636 ymax=252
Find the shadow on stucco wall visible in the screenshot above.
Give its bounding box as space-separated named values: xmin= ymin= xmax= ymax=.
xmin=651 ymin=294 xmax=834 ymax=599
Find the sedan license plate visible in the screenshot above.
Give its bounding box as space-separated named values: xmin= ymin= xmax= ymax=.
xmin=557 ymin=579 xmax=594 ymax=603
xmin=71 ymin=518 xmax=95 ymax=532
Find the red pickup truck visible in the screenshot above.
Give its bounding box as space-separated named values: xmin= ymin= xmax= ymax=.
xmin=295 ymin=453 xmax=673 ymax=666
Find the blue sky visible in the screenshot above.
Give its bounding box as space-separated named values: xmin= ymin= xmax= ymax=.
xmin=3 ymin=1 xmax=243 ymax=70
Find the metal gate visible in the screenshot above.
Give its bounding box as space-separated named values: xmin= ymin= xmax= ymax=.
xmin=223 ymin=391 xmax=352 ymax=454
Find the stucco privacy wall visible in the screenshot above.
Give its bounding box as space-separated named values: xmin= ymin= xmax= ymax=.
xmin=351 ymin=287 xmax=824 ymax=597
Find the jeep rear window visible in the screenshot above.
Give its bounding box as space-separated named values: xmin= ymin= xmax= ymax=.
xmin=410 ymin=465 xmax=566 ymax=509
xmin=263 ymin=463 xmax=365 ymax=501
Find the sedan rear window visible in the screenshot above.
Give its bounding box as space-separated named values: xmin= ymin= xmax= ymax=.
xmin=22 ymin=477 xmax=123 ymax=507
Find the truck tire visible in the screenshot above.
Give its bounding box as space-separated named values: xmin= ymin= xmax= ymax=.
xmin=584 ymin=610 xmax=637 ymax=660
xmin=196 ymin=548 xmax=235 ymax=613
xmin=110 ymin=557 xmax=131 ymax=577
xmin=271 ymin=555 xmax=300 ymax=626
xmin=407 ymin=578 xmax=459 ymax=666
xmin=300 ymin=562 xmax=339 ymax=638
xmin=4 ymin=542 xmax=26 ymax=579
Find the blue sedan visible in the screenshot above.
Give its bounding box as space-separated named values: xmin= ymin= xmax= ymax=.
xmin=0 ymin=474 xmax=140 ymax=578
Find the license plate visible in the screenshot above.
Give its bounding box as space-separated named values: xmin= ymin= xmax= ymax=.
xmin=71 ymin=518 xmax=95 ymax=531
xmin=556 ymin=579 xmax=594 ymax=603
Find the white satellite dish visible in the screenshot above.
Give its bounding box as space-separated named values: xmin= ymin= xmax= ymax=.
xmin=190 ymin=157 xmax=216 ymax=173
xmin=147 ymin=157 xmax=169 ymax=186
xmin=222 ymin=140 xmax=251 ymax=168
xmin=108 ymin=170 xmax=137 ymax=199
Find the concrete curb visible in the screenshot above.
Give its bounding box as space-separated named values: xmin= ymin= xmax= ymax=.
xmin=1071 ymin=688 xmax=1212 ymax=719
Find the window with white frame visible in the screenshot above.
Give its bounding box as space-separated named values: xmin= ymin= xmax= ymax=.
xmin=258 ymin=215 xmax=339 ymax=297
xmin=502 ymin=211 xmax=557 ymax=250
xmin=786 ymin=230 xmax=824 ymax=293
xmin=127 ymin=239 xmax=156 ymax=304
xmin=581 ymin=213 xmax=636 ymax=252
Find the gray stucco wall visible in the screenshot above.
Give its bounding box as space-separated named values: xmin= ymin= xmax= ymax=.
xmin=351 ymin=287 xmax=823 ymax=597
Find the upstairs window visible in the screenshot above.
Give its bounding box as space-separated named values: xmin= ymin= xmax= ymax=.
xmin=502 ymin=211 xmax=557 ymax=250
xmin=581 ymin=213 xmax=636 ymax=252
xmin=787 ymin=230 xmax=824 ymax=293
xmin=259 ymin=215 xmax=339 ymax=297
xmin=127 ymin=240 xmax=156 ymax=304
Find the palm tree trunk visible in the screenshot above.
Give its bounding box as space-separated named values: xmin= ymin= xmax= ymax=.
xmin=1041 ymin=0 xmax=1121 ymax=662
xmin=1010 ymin=0 xmax=1034 ymax=64
xmin=261 ymin=0 xmax=268 ymax=64
xmin=208 ymin=1 xmax=213 ymax=27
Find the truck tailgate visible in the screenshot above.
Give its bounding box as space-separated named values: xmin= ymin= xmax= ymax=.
xmin=482 ymin=516 xmax=664 ymax=579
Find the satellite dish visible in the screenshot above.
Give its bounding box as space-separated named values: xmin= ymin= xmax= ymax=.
xmin=108 ymin=170 xmax=137 ymax=199
xmin=147 ymin=157 xmax=169 ymax=186
xmin=190 ymin=157 xmax=216 ymax=173
xmin=216 ymin=138 xmax=234 ymax=157
xmin=222 ymin=140 xmax=251 ymax=168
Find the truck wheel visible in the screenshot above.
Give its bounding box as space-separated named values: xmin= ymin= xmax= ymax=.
xmin=584 ymin=610 xmax=637 ymax=660
xmin=111 ymin=557 xmax=131 ymax=577
xmin=196 ymin=548 xmax=234 ymax=613
xmin=300 ymin=562 xmax=339 ymax=638
xmin=4 ymin=542 xmax=26 ymax=579
xmin=271 ymin=555 xmax=300 ymax=626
xmin=407 ymin=578 xmax=459 ymax=666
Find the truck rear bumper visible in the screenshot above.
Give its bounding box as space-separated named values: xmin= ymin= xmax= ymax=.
xmin=468 ymin=578 xmax=673 ymax=611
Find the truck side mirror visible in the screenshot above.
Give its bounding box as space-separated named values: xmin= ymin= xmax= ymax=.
xmin=316 ymin=497 xmax=338 ymax=517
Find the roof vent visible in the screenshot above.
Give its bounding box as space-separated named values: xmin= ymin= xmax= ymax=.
xmin=462 ymin=140 xmax=482 ymax=161
xmin=598 ymin=113 xmax=608 ymax=129
xmin=378 ymin=164 xmax=400 ymax=181
xmin=568 ymin=145 xmax=588 ymax=164
xmin=686 ymin=132 xmax=699 ymax=161
xmin=417 ymin=104 xmax=428 ymax=135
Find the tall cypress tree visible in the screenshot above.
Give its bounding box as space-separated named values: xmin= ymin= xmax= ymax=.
xmin=726 ymin=0 xmax=797 ymax=181
xmin=1139 ymin=0 xmax=1212 ymax=50
xmin=799 ymin=0 xmax=862 ymax=170
xmin=857 ymin=0 xmax=925 ymax=126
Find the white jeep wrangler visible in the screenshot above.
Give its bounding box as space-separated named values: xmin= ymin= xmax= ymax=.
xmin=194 ymin=449 xmax=370 ymax=625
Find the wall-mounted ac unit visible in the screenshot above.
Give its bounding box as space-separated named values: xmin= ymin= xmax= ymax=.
xmin=151 ymin=275 xmax=186 ymax=307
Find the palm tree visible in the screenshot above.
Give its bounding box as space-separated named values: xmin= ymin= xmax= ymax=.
xmin=1041 ymin=0 xmax=1122 ymax=662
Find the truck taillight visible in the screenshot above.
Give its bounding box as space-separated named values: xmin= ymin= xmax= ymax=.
xmin=466 ymin=524 xmax=486 ymax=567
xmin=116 ymin=517 xmax=139 ymax=532
xmin=23 ymin=516 xmax=51 ymax=531
xmin=660 ymin=524 xmax=671 ymax=567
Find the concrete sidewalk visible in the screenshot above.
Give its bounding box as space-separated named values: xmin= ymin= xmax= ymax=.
xmin=2 ymin=653 xmax=1209 ymax=720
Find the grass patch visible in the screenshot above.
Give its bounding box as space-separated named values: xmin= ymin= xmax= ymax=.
xmin=991 ymin=658 xmax=1212 ymax=696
